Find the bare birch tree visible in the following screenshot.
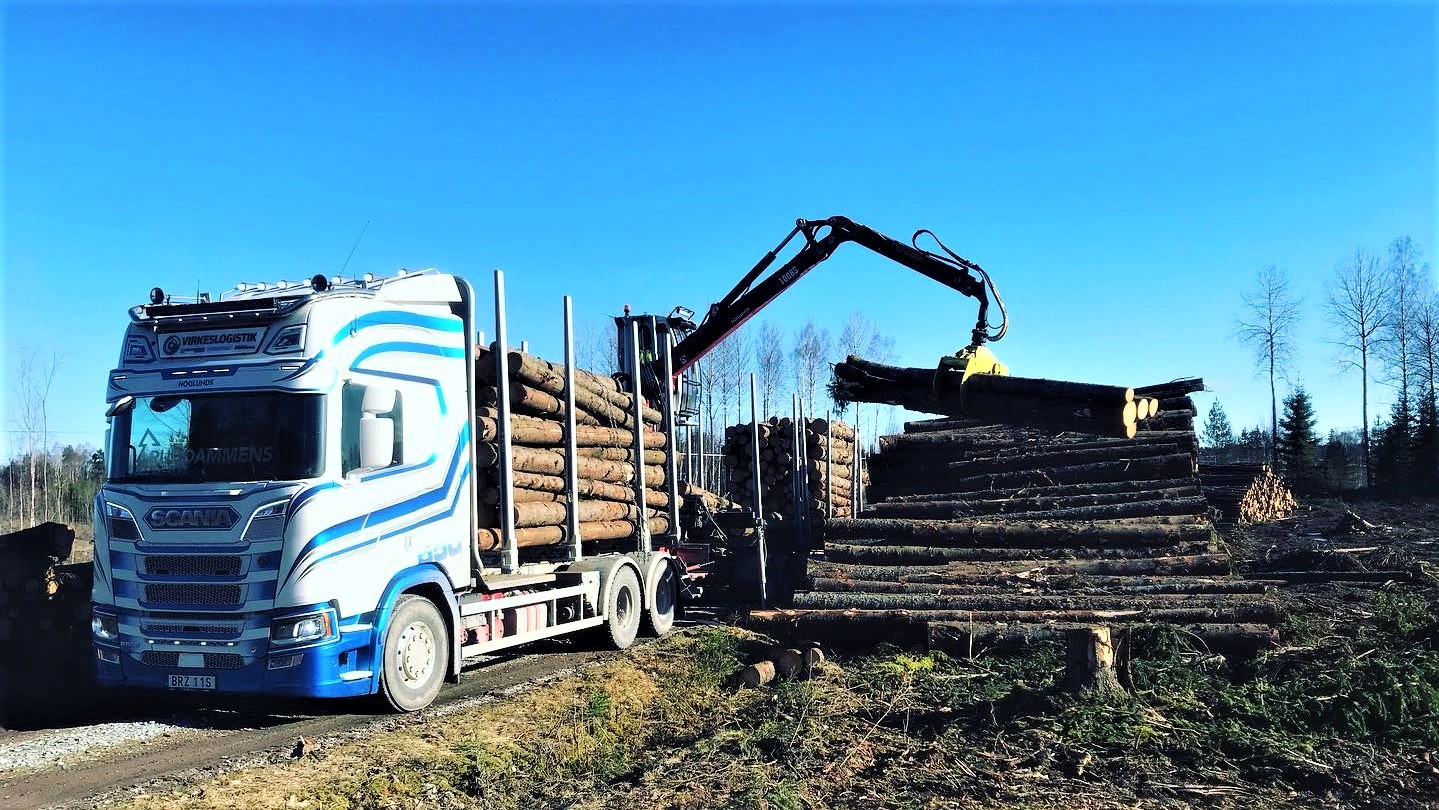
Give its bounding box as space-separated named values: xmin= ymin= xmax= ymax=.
xmin=13 ymin=349 xmax=61 ymax=526
xmin=792 ymin=319 xmax=831 ymax=416
xmin=1327 ymin=248 xmax=1392 ymax=485
xmin=1383 ymin=236 xmax=1425 ymax=403
xmin=753 ymin=321 xmax=788 ymax=418
xmin=835 ymin=311 xmax=896 ymax=443
xmin=1235 ymin=265 xmax=1301 ymax=464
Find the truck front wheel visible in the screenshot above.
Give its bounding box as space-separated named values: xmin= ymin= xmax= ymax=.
xmin=379 ymin=595 xmax=450 ymax=712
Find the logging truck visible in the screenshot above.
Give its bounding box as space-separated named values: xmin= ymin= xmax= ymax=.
xmin=90 ymin=215 xmax=1010 ymax=710
xmin=91 ymin=271 xmax=717 ymax=710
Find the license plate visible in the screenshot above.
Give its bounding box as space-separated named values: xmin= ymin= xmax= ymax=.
xmin=167 ymin=674 xmax=216 ymax=690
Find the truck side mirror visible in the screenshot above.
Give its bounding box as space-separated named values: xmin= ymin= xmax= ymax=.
xmin=360 ymin=416 xmax=394 ymax=469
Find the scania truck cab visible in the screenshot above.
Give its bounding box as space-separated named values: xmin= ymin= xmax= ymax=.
xmin=93 ymin=271 xmax=681 ymax=710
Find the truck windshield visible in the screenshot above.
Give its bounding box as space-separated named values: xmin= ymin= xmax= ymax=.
xmin=109 ymin=392 xmax=323 ymax=483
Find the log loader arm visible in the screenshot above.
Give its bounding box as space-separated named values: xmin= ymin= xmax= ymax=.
xmin=667 ymin=215 xmax=1010 ymax=382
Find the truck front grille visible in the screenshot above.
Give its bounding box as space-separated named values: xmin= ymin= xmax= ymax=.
xmin=142 ymin=555 xmax=244 ymax=577
xmin=140 ymin=651 xmax=246 ymax=669
xmin=142 ymin=621 xmax=242 ymax=639
xmin=143 ymin=583 xmax=243 ymax=606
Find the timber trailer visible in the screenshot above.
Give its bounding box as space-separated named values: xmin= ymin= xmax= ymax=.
xmin=90 ymin=216 xmax=1008 ymax=711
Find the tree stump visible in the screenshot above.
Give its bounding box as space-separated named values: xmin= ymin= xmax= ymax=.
xmin=1062 ymin=625 xmax=1126 ymax=695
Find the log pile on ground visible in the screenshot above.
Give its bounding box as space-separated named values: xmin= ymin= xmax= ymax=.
xmin=722 ymin=417 xmax=864 ymax=520
xmin=0 ymin=523 xmax=94 ymax=726
xmin=753 ymin=375 xmax=1282 ymax=658
xmin=473 ymin=347 xmax=672 ymax=558
xmin=1134 ymin=378 xmax=1205 ymax=435
xmin=1201 ymin=463 xmax=1297 ymax=524
xmin=831 ymin=356 xmax=1164 ymax=439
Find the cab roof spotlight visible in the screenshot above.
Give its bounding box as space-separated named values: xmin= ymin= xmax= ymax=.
xmin=149 ymin=287 xmax=165 ymax=305
xmin=311 ymin=274 xmax=330 ymax=292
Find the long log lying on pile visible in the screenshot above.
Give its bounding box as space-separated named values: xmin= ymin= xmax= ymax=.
xmin=869 ymin=453 xmax=1195 ymax=499
xmin=752 ymin=603 xmax=1282 ymax=629
xmin=866 ymin=487 xmax=1200 ymax=517
xmin=927 ymin=622 xmax=1278 ymax=656
xmin=478 ymin=349 xmax=662 ymax=428
xmin=812 ymin=554 xmax=1233 ymax=580
xmin=881 ymin=477 xmax=1201 ymax=503
xmin=832 ymin=356 xmax=1150 ymax=438
xmin=861 ymin=496 xmax=1210 ymax=522
xmin=826 ymin=543 xmax=1217 ymax=565
xmin=809 ymin=577 xmax=1266 ymax=596
xmin=826 ymin=517 xmax=1214 ymax=546
xmin=791 ymin=590 xmax=1267 ymax=611
xmin=870 ymin=442 xmax=1186 ymax=478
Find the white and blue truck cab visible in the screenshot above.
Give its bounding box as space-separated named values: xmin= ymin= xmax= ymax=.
xmin=93 ymin=270 xmax=687 ymax=710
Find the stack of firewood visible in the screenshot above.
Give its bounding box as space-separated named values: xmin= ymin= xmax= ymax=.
xmin=473 ymin=347 xmax=672 ymax=555
xmin=722 ymin=417 xmax=863 ymax=520
xmin=1201 ymin=463 xmax=1296 ymax=524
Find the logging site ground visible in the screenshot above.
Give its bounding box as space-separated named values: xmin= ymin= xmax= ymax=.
xmin=2 ymin=497 xmax=1437 ymax=810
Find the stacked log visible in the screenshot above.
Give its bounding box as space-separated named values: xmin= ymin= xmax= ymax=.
xmin=753 ymin=375 xmax=1282 ymax=655
xmin=831 ymin=356 xmax=1163 ymax=439
xmin=1135 ymin=378 xmax=1204 ymax=435
xmin=721 ymin=417 xmax=864 ymax=520
xmin=0 ymin=523 xmax=94 ymax=726
xmin=1201 ymin=463 xmax=1296 ymax=524
xmin=474 ymin=347 xmax=672 ymax=556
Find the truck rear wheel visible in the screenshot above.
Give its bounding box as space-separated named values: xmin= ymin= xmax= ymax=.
xmin=643 ymin=561 xmax=678 ymax=636
xmin=600 ymin=566 xmax=642 ymax=650
xmin=379 ymin=595 xmax=449 ymax=712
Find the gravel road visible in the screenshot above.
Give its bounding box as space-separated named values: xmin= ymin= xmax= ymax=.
xmin=0 ymin=643 xmax=618 ymax=810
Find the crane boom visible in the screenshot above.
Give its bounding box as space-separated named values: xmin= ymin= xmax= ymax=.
xmin=668 ymin=215 xmax=1006 ymax=377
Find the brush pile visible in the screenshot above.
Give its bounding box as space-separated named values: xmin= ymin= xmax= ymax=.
xmin=1201 ymin=463 xmax=1296 ymax=524
xmin=722 ymin=417 xmax=864 ymax=520
xmin=474 ymin=347 xmax=672 ymax=557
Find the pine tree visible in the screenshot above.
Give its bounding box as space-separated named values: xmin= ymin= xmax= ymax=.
xmin=1276 ymin=386 xmax=1322 ymax=494
xmin=1202 ymin=400 xmax=1235 ymax=463
xmin=1236 ymin=426 xmax=1271 ymax=464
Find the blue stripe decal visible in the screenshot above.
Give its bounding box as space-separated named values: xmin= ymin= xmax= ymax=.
xmin=331 ymin=311 xmax=463 ymax=346
xmin=287 ymin=482 xmax=341 ymax=518
xmin=359 ymin=451 xmax=439 ymax=483
xmin=278 ymin=353 xmax=324 ymax=381
xmin=295 ymin=463 xmax=471 ymax=582
xmin=351 ymin=341 xmax=465 ymax=367
xmin=351 ymin=369 xmax=449 ymax=415
xmin=281 ymin=423 xmax=470 ymax=586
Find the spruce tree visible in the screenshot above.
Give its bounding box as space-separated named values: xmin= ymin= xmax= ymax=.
xmin=1413 ymin=389 xmax=1439 ymax=495
xmin=1276 ymin=386 xmax=1322 ymax=494
xmin=1323 ymin=430 xmax=1354 ymax=492
xmin=1373 ymin=399 xmax=1416 ymax=495
xmin=1202 ymin=400 xmax=1235 ymax=463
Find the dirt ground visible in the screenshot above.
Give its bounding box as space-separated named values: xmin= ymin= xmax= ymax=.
xmin=3 ymin=498 xmax=1435 ymax=809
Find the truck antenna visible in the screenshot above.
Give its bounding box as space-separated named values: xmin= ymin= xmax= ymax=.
xmin=339 ymin=220 xmax=371 ymax=276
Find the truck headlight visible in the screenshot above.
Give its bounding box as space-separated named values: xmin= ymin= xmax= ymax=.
xmin=92 ymin=610 xmax=120 ymax=641
xmin=271 ymin=609 xmax=336 ymax=646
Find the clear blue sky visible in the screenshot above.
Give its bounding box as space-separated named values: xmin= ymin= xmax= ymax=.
xmin=2 ymin=2 xmax=1435 ymax=455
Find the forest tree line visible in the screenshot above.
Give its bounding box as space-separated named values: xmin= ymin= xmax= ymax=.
xmin=1205 ymin=235 xmax=1435 ymax=497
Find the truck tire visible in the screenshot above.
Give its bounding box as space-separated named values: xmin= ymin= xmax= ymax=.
xmin=643 ymin=561 xmax=678 ymax=637
xmin=600 ymin=566 xmax=642 ymax=650
xmin=379 ymin=595 xmax=449 ymax=712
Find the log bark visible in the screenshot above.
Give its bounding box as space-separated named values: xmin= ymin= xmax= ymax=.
xmin=881 ymin=477 xmax=1202 ymax=504
xmin=860 ymin=496 xmax=1210 ymax=523
xmin=790 ymin=590 xmax=1264 ymax=612
xmin=825 ymin=542 xmax=1216 ymax=565
xmin=866 ymin=487 xmax=1201 ymax=516
xmin=475 ymin=416 xmax=666 ymax=448
xmin=749 ymin=603 xmax=1281 ymax=628
xmin=808 ymin=577 xmax=1266 ymax=597
xmin=868 ymin=453 xmax=1196 ymax=498
xmin=927 ymin=621 xmax=1276 ymax=656
xmin=474 ymin=516 xmax=670 ymax=551
xmin=825 ymin=517 xmax=1214 ymax=546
